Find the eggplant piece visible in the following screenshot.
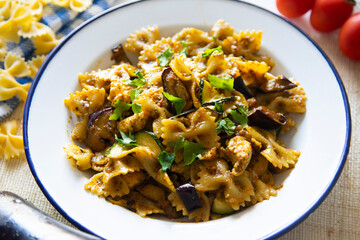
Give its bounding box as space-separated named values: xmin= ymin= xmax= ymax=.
xmin=162 ymin=67 xmax=192 ymax=114
xmin=248 ymin=106 xmax=286 ymax=130
xmin=111 ymin=43 xmax=131 ymax=64
xmin=260 ymin=75 xmax=297 ymax=92
xmin=176 ymin=182 xmax=203 ymax=213
xmin=86 ymin=107 xmax=117 ymax=152
xmin=0 ymin=191 xmax=100 ymax=240
xmin=234 ymin=76 xmax=253 ymax=98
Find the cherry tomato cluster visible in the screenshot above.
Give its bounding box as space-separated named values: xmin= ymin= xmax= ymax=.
xmin=276 ymin=0 xmax=360 ymax=60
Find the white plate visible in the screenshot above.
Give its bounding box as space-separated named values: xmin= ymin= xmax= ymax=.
xmin=23 ymin=0 xmax=351 ymax=239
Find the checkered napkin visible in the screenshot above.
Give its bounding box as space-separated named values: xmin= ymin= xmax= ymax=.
xmin=0 ymin=0 xmax=120 ymax=122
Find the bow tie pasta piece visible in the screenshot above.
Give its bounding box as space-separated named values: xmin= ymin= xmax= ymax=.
xmin=4 ymin=52 xmax=31 ymax=78
xmin=33 ymin=28 xmax=60 ymax=55
xmin=0 ymin=69 xmax=31 ymax=101
xmin=161 ymin=108 xmax=220 ymax=149
xmin=63 ymin=143 xmax=93 ymax=170
xmin=246 ymin=126 xmax=300 ymax=169
xmin=28 ymin=55 xmax=46 ymax=78
xmin=28 ymin=0 xmax=44 ymax=21
xmin=0 ymin=120 xmax=24 ymax=160
xmin=0 ymin=0 xmax=11 ymax=19
xmin=18 ymin=21 xmax=49 ymax=38
xmin=0 ymin=38 xmax=7 ymax=61
xmin=124 ymin=26 xmax=160 ymax=54
xmin=70 ymin=0 xmax=93 ymax=13
xmin=51 ymin=0 xmax=70 ymax=7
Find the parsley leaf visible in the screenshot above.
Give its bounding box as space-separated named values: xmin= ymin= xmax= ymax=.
xmin=212 ymin=36 xmax=218 ymax=41
xmin=216 ymin=118 xmax=235 ymax=136
xmin=158 ymin=151 xmax=176 ymax=172
xmin=202 ymin=45 xmax=223 ymax=58
xmin=183 ymin=141 xmax=205 ymax=166
xmin=174 ymin=136 xmax=185 ymax=153
xmin=109 ymin=100 xmax=131 ymax=120
xmin=214 ymin=102 xmax=223 ymax=112
xmin=230 ymin=105 xmax=248 ymax=128
xmin=131 ymin=103 xmax=142 ymax=113
xmin=130 ymin=88 xmax=142 ymax=101
xmin=123 ymin=70 xmax=147 ymax=87
xmin=129 ymin=88 xmax=143 ymax=114
xmin=180 ymin=41 xmax=191 ymax=56
xmin=163 ymin=92 xmax=186 ymax=115
xmin=115 ymin=131 xmax=138 ymax=147
xmin=158 ymin=48 xmax=174 ymax=67
xmin=208 ymin=74 xmax=234 ymax=91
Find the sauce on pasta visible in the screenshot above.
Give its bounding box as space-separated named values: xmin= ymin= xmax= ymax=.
xmin=64 ymin=20 xmax=306 ymax=221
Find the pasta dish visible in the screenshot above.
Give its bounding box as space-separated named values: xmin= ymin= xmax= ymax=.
xmin=64 ymin=20 xmax=306 ymax=221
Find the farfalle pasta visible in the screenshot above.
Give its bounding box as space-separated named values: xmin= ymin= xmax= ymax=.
xmin=0 ymin=69 xmax=31 ymax=101
xmin=0 ymin=120 xmax=24 ymax=160
xmin=64 ymin=20 xmax=306 ymax=221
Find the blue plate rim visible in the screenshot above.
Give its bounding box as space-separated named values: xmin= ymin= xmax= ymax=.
xmin=23 ymin=0 xmax=352 ymax=239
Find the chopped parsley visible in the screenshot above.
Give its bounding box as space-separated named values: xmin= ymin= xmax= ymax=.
xmin=158 ymin=48 xmax=174 ymax=66
xmin=123 ymin=70 xmax=147 ymax=87
xmin=163 ymin=92 xmax=186 ymax=115
xmin=179 ymin=41 xmax=191 ymax=56
xmin=129 ymin=88 xmax=143 ymax=114
xmin=130 ymin=88 xmax=142 ymax=101
xmin=163 ymin=136 xmax=204 ymax=167
xmin=202 ymin=45 xmax=223 ymax=58
xmin=109 ymin=100 xmax=131 ymax=120
xmin=230 ymin=105 xmax=248 ymax=128
xmin=183 ymin=141 xmax=205 ymax=166
xmin=158 ymin=151 xmax=176 ymax=173
xmin=115 ymin=131 xmax=138 ymax=147
xmin=131 ymin=103 xmax=142 ymax=114
xmin=208 ymin=74 xmax=234 ymax=91
xmin=174 ymin=136 xmax=186 ymax=153
xmin=216 ymin=118 xmax=235 ymax=136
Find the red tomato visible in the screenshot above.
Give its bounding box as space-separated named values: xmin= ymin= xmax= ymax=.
xmin=339 ymin=13 xmax=360 ymax=60
xmin=310 ymin=0 xmax=354 ymax=32
xmin=276 ymin=0 xmax=315 ymax=18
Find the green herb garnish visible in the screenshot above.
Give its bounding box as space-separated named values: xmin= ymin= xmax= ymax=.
xmin=179 ymin=41 xmax=191 ymax=56
xmin=216 ymin=118 xmax=235 ymax=136
xmin=212 ymin=36 xmax=218 ymax=41
xmin=202 ymin=45 xmax=223 ymax=58
xmin=208 ymin=74 xmax=234 ymax=91
xmin=230 ymin=105 xmax=248 ymax=128
xmin=163 ymin=92 xmax=186 ymax=115
xmin=130 ymin=88 xmax=142 ymax=101
xmin=158 ymin=151 xmax=176 ymax=172
xmin=123 ymin=70 xmax=147 ymax=87
xmin=131 ymin=103 xmax=142 ymax=114
xmin=158 ymin=48 xmax=174 ymax=66
xmin=115 ymin=131 xmax=138 ymax=147
xmin=109 ymin=100 xmax=131 ymax=120
xmin=174 ymin=136 xmax=186 ymax=153
xmin=183 ymin=141 xmax=205 ymax=166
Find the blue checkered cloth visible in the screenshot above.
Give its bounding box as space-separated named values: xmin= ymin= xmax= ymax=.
xmin=0 ymin=0 xmax=120 ymax=122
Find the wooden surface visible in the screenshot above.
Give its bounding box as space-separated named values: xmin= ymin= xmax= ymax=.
xmin=0 ymin=1 xmax=359 ymax=239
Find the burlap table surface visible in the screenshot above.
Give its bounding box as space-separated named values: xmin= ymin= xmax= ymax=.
xmin=0 ymin=0 xmax=359 ymax=239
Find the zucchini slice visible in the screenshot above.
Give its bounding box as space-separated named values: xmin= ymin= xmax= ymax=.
xmin=212 ymin=195 xmax=235 ymax=215
xmin=135 ymin=131 xmax=163 ymax=157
